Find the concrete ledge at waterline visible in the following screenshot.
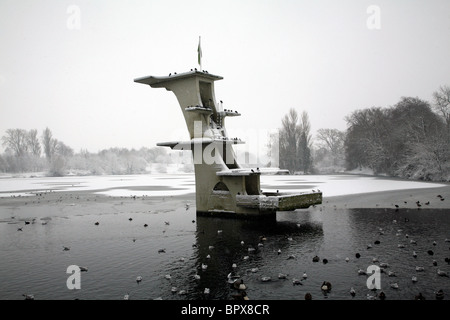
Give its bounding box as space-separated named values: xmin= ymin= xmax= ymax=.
xmin=277 ymin=192 xmax=322 ymax=211
xmin=236 ymin=194 xmax=278 ymax=210
xmin=236 ymin=192 xmax=322 ymax=211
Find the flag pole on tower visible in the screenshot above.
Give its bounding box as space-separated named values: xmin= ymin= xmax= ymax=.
xmin=197 ymin=36 xmax=202 ymax=71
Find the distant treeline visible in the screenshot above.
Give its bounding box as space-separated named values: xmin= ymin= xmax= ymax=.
xmin=274 ymin=85 xmax=450 ymax=182
xmin=0 ymin=127 xmax=187 ymax=176
xmin=1 ymin=86 xmax=449 ymax=181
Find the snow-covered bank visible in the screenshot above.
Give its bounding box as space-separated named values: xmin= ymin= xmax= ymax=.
xmin=0 ymin=172 xmax=447 ymax=200
xmin=260 ymin=174 xmax=446 ymax=198
xmin=0 ymin=173 xmax=195 ymax=197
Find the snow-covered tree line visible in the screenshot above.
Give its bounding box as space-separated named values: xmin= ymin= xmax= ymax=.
xmin=2 ymin=87 xmax=448 ymax=181
xmin=344 ymin=91 xmax=449 ymax=181
xmin=273 ymin=85 xmax=449 ymax=181
xmin=0 ymin=127 xmax=182 ymax=176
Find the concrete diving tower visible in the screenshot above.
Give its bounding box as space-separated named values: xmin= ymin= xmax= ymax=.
xmin=134 ymin=70 xmax=322 ymax=218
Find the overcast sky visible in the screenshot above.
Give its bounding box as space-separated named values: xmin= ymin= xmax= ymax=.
xmin=1 ymin=0 xmax=449 ymax=154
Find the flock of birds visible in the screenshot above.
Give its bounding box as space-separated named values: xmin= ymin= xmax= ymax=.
xmin=15 ymin=191 xmax=450 ymax=300
xmin=183 ymin=192 xmax=448 ymax=300
xmin=168 ymin=69 xmax=210 ymax=77
xmin=342 ymin=194 xmax=449 ymax=300
xmin=235 ymin=228 xmax=447 ymax=300
xmin=129 ymin=222 xmax=449 ymax=301
xmin=393 ymin=194 xmax=445 ymax=210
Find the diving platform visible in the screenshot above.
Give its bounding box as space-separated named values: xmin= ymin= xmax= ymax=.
xmin=185 ymin=105 xmax=213 ymax=114
xmin=156 ymin=137 xmax=245 ymax=150
xmin=236 ymin=191 xmax=322 ymax=211
xmin=134 ymin=69 xmax=322 ymax=218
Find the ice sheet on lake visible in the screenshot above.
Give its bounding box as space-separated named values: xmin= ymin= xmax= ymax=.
xmin=0 ymin=173 xmax=445 ymax=198
xmin=0 ymin=174 xmax=195 ymax=197
xmin=261 ymin=175 xmax=446 ymax=197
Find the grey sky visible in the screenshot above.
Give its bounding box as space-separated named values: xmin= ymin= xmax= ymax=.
xmin=1 ymin=0 xmax=449 ymax=153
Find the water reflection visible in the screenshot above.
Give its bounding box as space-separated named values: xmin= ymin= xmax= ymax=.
xmin=187 ymin=216 xmax=324 ymax=299
xmin=170 ymin=207 xmax=450 ymax=300
xmin=1 ymin=198 xmax=449 ymax=300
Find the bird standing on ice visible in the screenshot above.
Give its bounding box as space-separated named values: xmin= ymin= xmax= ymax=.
xmin=415 ymin=266 xmax=424 ymax=272
xmin=437 ymin=269 xmax=448 ymax=277
xmin=390 ymin=283 xmax=399 ymax=289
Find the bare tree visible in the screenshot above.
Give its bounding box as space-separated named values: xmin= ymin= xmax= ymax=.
xmin=299 ymin=111 xmax=313 ymax=173
xmin=0 ymin=154 xmax=6 ymax=172
xmin=27 ymin=129 xmax=41 ymax=157
xmin=316 ymin=128 xmax=346 ymax=166
xmin=344 ymin=107 xmax=390 ymax=173
xmin=1 ymin=129 xmax=28 ymax=157
xmin=345 ymin=98 xmax=448 ymax=180
xmin=279 ymin=109 xmax=301 ymax=173
xmin=432 ymin=85 xmax=450 ymax=130
xmin=278 ymin=109 xmax=313 ymax=174
xmin=41 ymin=127 xmax=57 ymax=161
xmin=56 ymin=141 xmax=74 ymax=158
xmin=46 ymin=142 xmax=74 ymax=177
xmin=316 ymin=129 xmax=345 ymax=153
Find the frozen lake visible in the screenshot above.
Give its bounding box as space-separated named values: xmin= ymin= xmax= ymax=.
xmin=0 ymin=173 xmax=449 ymax=300
xmin=0 ymin=173 xmax=446 ymax=198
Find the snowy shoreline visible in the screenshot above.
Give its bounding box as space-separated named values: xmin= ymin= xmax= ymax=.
xmin=0 ymin=172 xmax=448 ymax=210
xmin=323 ymin=185 xmax=450 ymax=209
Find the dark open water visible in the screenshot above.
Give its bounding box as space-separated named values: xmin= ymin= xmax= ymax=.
xmin=0 ymin=198 xmax=449 ymax=300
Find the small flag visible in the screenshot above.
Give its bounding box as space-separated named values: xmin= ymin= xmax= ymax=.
xmin=197 ymin=36 xmax=202 ymax=69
